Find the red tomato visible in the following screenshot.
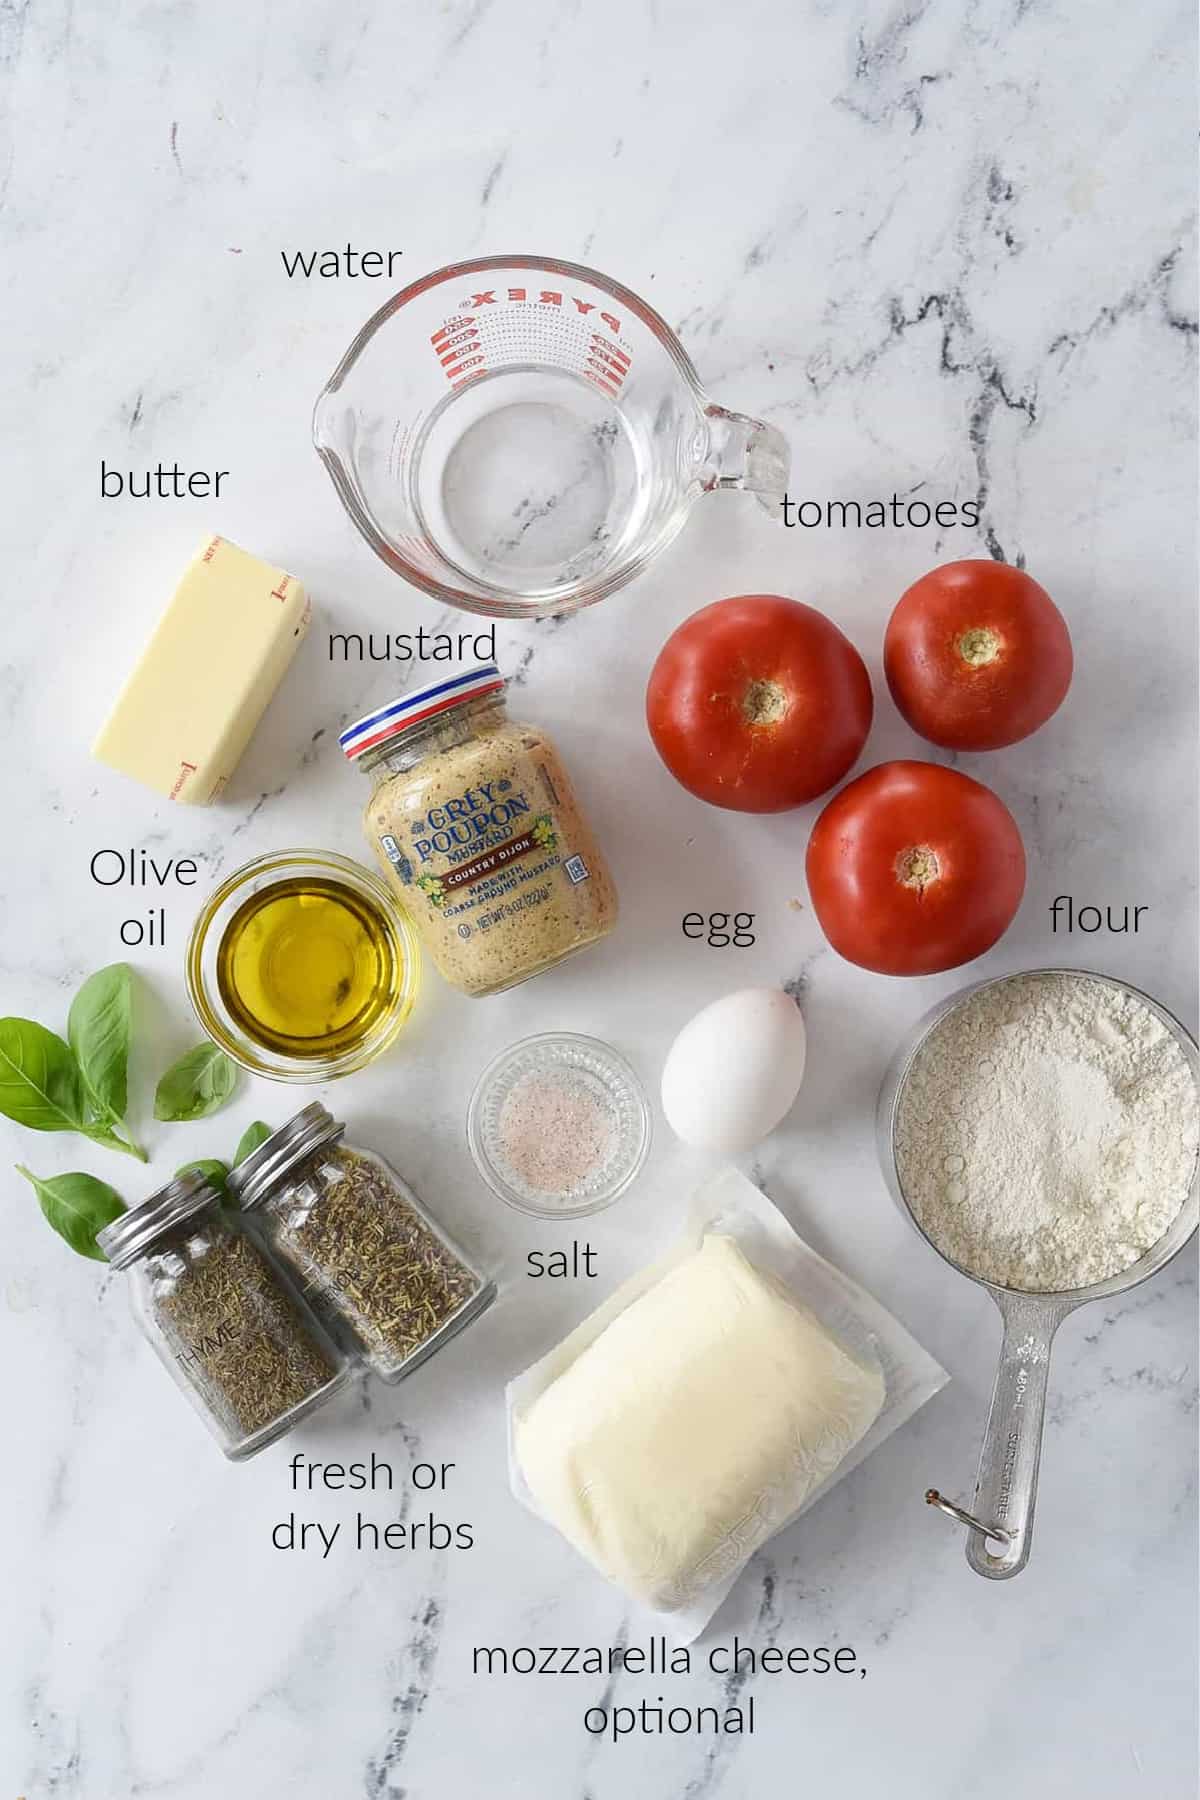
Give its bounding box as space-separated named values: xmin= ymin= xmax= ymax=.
xmin=645 ymin=594 xmax=873 ymax=812
xmin=805 ymin=760 xmax=1025 ymax=975
xmin=884 ymin=560 xmax=1072 ymax=751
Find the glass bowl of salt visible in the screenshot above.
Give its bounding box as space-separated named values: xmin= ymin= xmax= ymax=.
xmin=467 ymin=1032 xmax=651 ymax=1218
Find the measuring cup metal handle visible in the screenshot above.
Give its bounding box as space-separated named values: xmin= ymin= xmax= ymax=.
xmin=703 ymin=404 xmax=789 ymax=509
xmin=967 ymin=1291 xmax=1073 ymax=1578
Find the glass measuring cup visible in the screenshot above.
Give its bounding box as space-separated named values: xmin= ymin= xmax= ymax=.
xmin=877 ymin=968 xmax=1199 ymax=1579
xmin=312 ymin=255 xmax=789 ymax=620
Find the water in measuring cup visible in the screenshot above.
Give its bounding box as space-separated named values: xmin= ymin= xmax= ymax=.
xmin=412 ymin=368 xmax=647 ymax=602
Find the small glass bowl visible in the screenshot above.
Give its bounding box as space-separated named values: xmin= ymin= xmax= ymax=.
xmin=186 ymin=849 xmax=421 ymax=1082
xmin=467 ymin=1032 xmax=651 ymax=1218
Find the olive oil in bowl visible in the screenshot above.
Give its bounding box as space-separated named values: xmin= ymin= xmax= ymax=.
xmin=187 ymin=852 xmax=420 ymax=1081
xmin=217 ymin=876 xmax=402 ymax=1059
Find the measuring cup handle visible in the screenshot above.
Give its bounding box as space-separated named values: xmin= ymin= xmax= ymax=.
xmin=703 ymin=404 xmax=789 ymax=508
xmin=967 ymin=1293 xmax=1069 ymax=1578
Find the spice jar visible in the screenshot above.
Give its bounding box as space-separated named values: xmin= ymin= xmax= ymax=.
xmin=98 ymin=1172 xmax=349 ymax=1460
xmin=340 ymin=663 xmax=618 ymax=997
xmin=227 ymin=1104 xmax=494 ymax=1383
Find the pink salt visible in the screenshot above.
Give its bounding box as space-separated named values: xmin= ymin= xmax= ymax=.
xmin=496 ymin=1072 xmax=617 ymax=1197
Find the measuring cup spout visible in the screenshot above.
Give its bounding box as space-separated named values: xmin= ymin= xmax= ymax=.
xmin=312 ymin=389 xmax=343 ymax=456
xmin=703 ymin=404 xmax=789 ymax=513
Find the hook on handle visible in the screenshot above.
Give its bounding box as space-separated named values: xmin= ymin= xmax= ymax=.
xmin=925 ymin=1488 xmax=1011 ymax=1544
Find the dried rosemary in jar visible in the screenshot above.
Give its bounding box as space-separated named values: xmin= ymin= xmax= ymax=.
xmin=98 ymin=1172 xmax=348 ymax=1460
xmin=227 ymin=1104 xmax=494 ymax=1383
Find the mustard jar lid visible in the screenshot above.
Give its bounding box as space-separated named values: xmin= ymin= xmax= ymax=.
xmin=339 ymin=663 xmax=504 ymax=762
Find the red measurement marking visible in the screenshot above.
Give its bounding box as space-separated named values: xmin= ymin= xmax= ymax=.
xmin=438 ymin=327 xmax=482 ymax=354
xmin=588 ymin=343 xmax=627 ymax=379
xmin=270 ymin=576 xmax=290 ymax=601
xmin=586 ymin=351 xmax=625 ymax=384
xmin=440 ymin=342 xmax=482 ymax=369
xmin=583 ymin=370 xmax=619 ymax=398
xmin=447 ymin=353 xmax=487 ymax=384
xmin=590 ymin=336 xmax=630 ymax=378
xmin=431 ymin=317 xmax=471 ymax=347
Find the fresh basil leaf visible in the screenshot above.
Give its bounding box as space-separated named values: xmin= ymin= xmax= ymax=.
xmin=17 ymin=1164 xmax=126 ymax=1261
xmin=68 ymin=963 xmax=133 ymax=1123
xmin=81 ymin=1123 xmax=148 ymax=1161
xmin=154 ymin=1043 xmax=238 ymax=1123
xmin=0 ymin=1015 xmax=145 ymax=1159
xmin=174 ymin=1157 xmax=230 ymax=1192
xmin=233 ymin=1121 xmax=272 ymax=1165
xmin=0 ymin=1018 xmax=87 ymax=1133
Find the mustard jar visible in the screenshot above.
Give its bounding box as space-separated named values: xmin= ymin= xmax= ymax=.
xmin=340 ymin=664 xmax=618 ymax=997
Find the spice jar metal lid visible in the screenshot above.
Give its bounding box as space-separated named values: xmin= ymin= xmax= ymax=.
xmin=98 ymin=1170 xmax=223 ymax=1268
xmin=226 ymin=1102 xmax=346 ymax=1208
xmin=338 ymin=663 xmax=505 ymax=761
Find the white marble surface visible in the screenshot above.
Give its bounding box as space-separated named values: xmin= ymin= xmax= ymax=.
xmin=3 ymin=1 xmax=1197 ymax=1795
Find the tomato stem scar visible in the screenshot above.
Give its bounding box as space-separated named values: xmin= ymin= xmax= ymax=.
xmin=741 ymin=679 xmax=788 ymax=726
xmin=956 ymin=626 xmax=1002 ymax=667
xmin=896 ymin=846 xmax=940 ymax=892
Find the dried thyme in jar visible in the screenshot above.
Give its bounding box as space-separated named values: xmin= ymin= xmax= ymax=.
xmin=98 ymin=1172 xmax=348 ymax=1460
xmin=227 ymin=1104 xmax=494 ymax=1383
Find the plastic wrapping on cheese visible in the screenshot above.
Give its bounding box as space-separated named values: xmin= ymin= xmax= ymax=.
xmin=514 ymin=1233 xmax=886 ymax=1613
xmin=92 ymin=535 xmax=311 ymax=805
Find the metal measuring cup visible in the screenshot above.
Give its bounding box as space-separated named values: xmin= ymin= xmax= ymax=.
xmin=877 ymin=967 xmax=1199 ymax=1580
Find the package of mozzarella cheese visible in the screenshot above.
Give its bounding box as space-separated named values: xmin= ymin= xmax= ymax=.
xmin=508 ymin=1166 xmax=947 ymax=1641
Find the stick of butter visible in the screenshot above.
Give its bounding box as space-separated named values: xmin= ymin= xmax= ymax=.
xmin=92 ymin=535 xmax=311 ymax=804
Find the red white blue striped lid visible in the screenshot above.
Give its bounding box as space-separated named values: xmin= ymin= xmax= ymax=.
xmin=340 ymin=663 xmax=505 ymax=761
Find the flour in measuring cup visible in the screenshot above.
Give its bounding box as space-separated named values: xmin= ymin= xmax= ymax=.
xmin=895 ymin=973 xmax=1198 ymax=1292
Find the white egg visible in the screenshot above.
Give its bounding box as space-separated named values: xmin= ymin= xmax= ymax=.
xmin=661 ymin=987 xmax=807 ymax=1153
